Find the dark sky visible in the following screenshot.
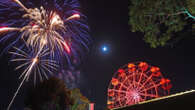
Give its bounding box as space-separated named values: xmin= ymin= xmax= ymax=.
xmin=0 ymin=0 xmax=195 ymax=110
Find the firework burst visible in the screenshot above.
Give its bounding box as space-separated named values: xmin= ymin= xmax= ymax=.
xmin=0 ymin=0 xmax=90 ymax=64
xmin=0 ymin=0 xmax=90 ymax=109
xmin=8 ymin=46 xmax=58 ymax=110
xmin=10 ymin=47 xmax=58 ymax=83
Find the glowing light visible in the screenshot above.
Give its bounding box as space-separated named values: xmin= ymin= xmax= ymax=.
xmin=118 ymin=71 xmax=126 ymax=77
xmin=150 ymin=66 xmax=160 ymax=72
xmin=102 ymin=46 xmax=108 ymax=52
xmin=41 ymin=39 xmax=47 ymax=45
xmin=0 ymin=5 xmax=77 ymax=55
xmin=63 ymin=41 xmax=71 ymax=53
xmin=72 ymin=13 xmax=80 ymax=19
xmin=103 ymin=47 xmax=107 ymax=51
xmin=89 ymin=103 xmax=94 ymax=110
xmin=0 ymin=0 xmax=90 ymax=69
xmin=111 ymin=78 xmax=119 ymax=86
xmin=128 ymin=63 xmax=135 ymax=68
xmin=7 ymin=47 xmax=58 ymax=110
xmin=50 ymin=12 xmax=63 ymax=26
xmin=0 ymin=27 xmax=20 ymax=33
xmin=2 ymin=2 xmax=65 ymax=110
xmin=138 ymin=62 xmax=148 ymax=71
xmin=65 ymin=14 xmax=80 ymax=21
xmin=107 ymin=100 xmax=113 ymax=105
xmin=132 ymin=92 xmax=140 ymax=100
xmin=107 ymin=62 xmax=172 ymax=109
xmin=13 ymin=0 xmax=28 ymax=11
xmin=118 ymin=69 xmax=124 ymax=73
xmin=32 ymin=57 xmax=38 ymax=63
xmin=0 ymin=0 xmax=90 ymax=109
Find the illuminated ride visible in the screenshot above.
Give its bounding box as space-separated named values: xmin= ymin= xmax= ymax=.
xmin=107 ymin=62 xmax=172 ymax=109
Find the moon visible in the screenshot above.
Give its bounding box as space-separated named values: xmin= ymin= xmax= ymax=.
xmin=101 ymin=45 xmax=108 ymax=53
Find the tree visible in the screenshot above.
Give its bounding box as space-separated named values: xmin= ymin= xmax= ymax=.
xmin=70 ymin=88 xmax=90 ymax=110
xmin=24 ymin=77 xmax=74 ymax=110
xmin=186 ymin=0 xmax=195 ymax=15
xmin=128 ymin=0 xmax=194 ymax=48
xmin=24 ymin=77 xmax=90 ymax=110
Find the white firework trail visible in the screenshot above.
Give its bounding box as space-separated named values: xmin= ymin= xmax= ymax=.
xmin=0 ymin=0 xmax=81 ymax=109
xmin=7 ymin=47 xmax=58 ymax=110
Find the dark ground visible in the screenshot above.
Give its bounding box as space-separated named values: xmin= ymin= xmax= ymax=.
xmin=116 ymin=90 xmax=195 ymax=110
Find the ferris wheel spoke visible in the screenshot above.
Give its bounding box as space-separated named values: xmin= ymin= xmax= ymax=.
xmin=123 ymin=77 xmax=134 ymax=89
xmin=109 ymin=89 xmax=128 ymax=94
xmin=122 ymin=73 xmax=133 ymax=83
xmin=122 ymin=72 xmax=137 ymax=89
xmin=128 ymin=79 xmax=135 ymax=90
xmin=133 ymin=70 xmax=139 ymax=87
xmin=116 ymin=95 xmax=127 ymax=105
xmin=126 ymin=97 xmax=134 ymax=105
xmin=138 ymin=96 xmax=145 ymax=102
xmin=139 ymin=82 xmax=161 ymax=93
xmin=139 ymin=92 xmax=158 ymax=98
xmin=132 ymin=98 xmax=137 ymax=104
xmin=138 ymin=70 xmax=144 ymax=84
xmin=120 ymin=95 xmax=130 ymax=102
xmin=118 ymin=82 xmax=129 ymax=90
xmin=132 ymin=70 xmax=136 ymax=87
xmin=139 ymin=74 xmax=153 ymax=90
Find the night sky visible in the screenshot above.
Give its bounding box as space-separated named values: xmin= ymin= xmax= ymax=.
xmin=0 ymin=0 xmax=195 ymax=110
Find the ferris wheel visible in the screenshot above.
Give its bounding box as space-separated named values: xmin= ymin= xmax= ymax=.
xmin=107 ymin=62 xmax=172 ymax=109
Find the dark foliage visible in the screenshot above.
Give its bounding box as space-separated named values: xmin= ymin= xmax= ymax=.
xmin=24 ymin=77 xmax=73 ymax=110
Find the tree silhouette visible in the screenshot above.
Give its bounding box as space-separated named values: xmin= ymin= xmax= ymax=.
xmin=24 ymin=77 xmax=73 ymax=110
xmin=128 ymin=0 xmax=194 ymax=48
xmin=24 ymin=77 xmax=90 ymax=110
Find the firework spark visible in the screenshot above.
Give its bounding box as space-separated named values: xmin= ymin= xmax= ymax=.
xmin=0 ymin=0 xmax=90 ymax=63
xmin=7 ymin=46 xmax=58 ymax=110
xmin=0 ymin=0 xmax=90 ymax=109
xmin=0 ymin=3 xmax=78 ymax=54
xmin=0 ymin=27 xmax=20 ymax=33
xmin=10 ymin=47 xmax=58 ymax=82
